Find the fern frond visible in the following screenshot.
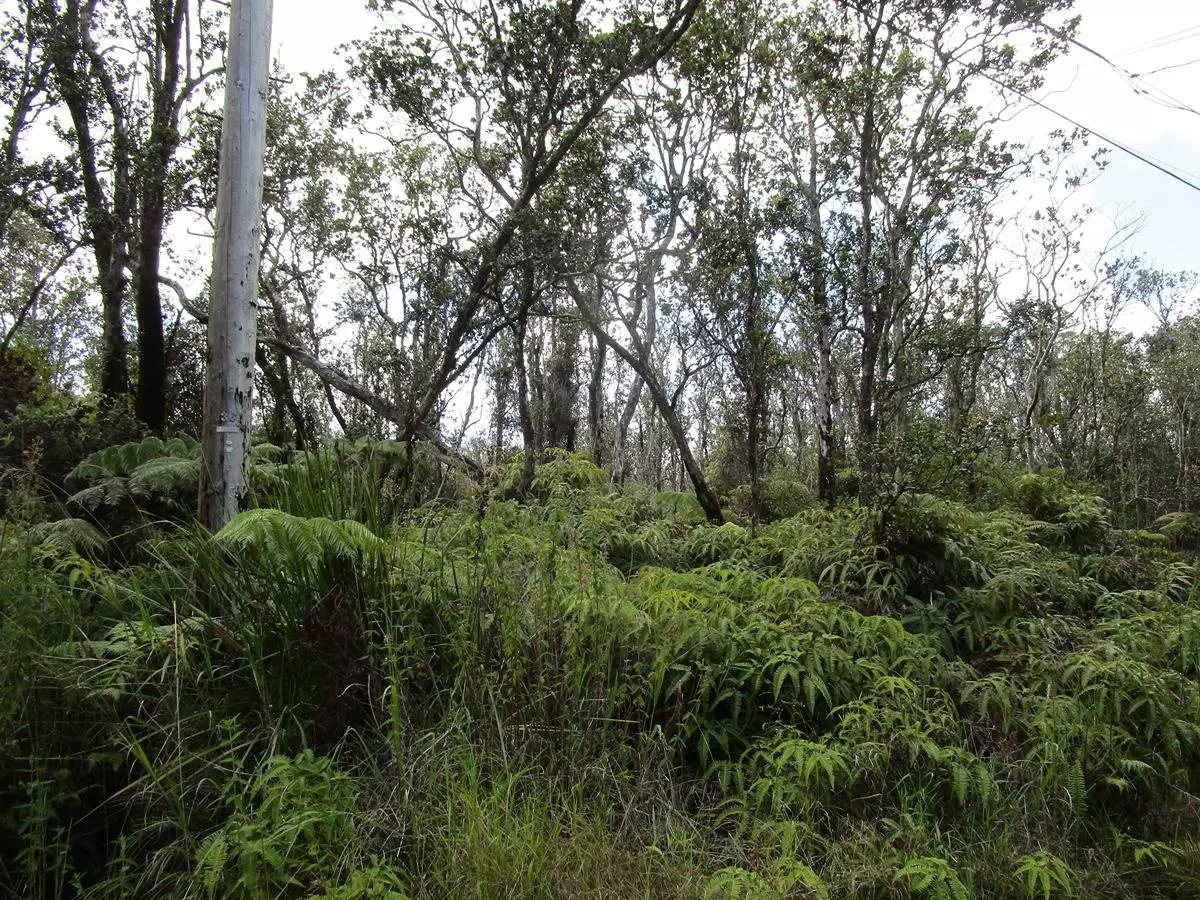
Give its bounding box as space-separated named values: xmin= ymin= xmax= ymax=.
xmin=66 ymin=434 xmax=199 ymax=489
xmin=25 ymin=518 xmax=107 ymax=555
xmin=214 ymin=509 xmax=388 ymax=565
xmin=68 ymin=477 xmax=134 ymax=513
xmin=129 ymin=456 xmax=202 ymax=499
xmin=215 ymin=508 xmax=323 ymax=562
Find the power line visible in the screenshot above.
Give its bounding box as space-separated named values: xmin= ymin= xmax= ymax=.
xmin=1115 ymin=23 xmax=1200 ymax=57
xmin=1136 ymin=56 xmax=1200 ymax=78
xmin=875 ymin=12 xmax=1200 ymax=197
xmin=988 ymin=72 xmax=1200 ymax=196
xmin=1041 ymin=24 xmax=1200 ymax=120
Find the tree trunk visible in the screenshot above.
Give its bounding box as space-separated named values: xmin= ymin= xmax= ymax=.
xmin=135 ymin=238 xmax=167 ymax=429
xmin=857 ymin=325 xmax=881 ymax=503
xmin=255 ymin=345 xmax=309 ymax=449
xmin=742 ymin=260 xmax=767 ymax=523
xmin=799 ymin=101 xmax=839 ymax=510
xmin=613 ymin=372 xmax=643 ymax=483
xmin=98 ymin=271 xmax=130 ymax=400
xmin=587 ymin=334 xmax=606 ymax=466
xmin=510 ymin=308 xmax=536 ymax=500
xmin=569 ymin=279 xmax=723 ymax=523
xmin=505 ymin=262 xmax=539 ymax=499
xmin=544 ymin=316 xmax=580 ymax=451
xmin=199 ymin=0 xmax=273 ymax=531
xmin=816 ymin=327 xmax=837 ymax=508
xmin=44 ymin=0 xmax=132 ymax=401
xmin=134 ymin=0 xmax=186 ymax=431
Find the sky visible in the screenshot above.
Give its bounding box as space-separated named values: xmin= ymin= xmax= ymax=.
xmin=271 ymin=0 xmax=1200 ymax=277
xmin=1016 ymin=0 xmax=1200 ymax=276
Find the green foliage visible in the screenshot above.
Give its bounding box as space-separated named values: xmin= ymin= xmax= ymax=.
xmin=0 ymin=395 xmax=146 ymax=516
xmin=530 ymin=448 xmax=610 ymax=498
xmin=262 ymin=439 xmax=458 ymax=526
xmin=314 ymin=866 xmax=410 ymax=899
xmin=1014 ymin=850 xmax=1075 ymax=899
xmin=704 ymin=859 xmax=828 ymax=900
xmin=5 ymin=458 xmax=1200 ymax=897
xmin=686 ymin=522 xmax=749 ymax=566
xmin=1011 ymin=473 xmax=1111 ymax=551
xmin=195 ymin=750 xmax=360 ymax=899
xmin=0 ymin=342 xmax=52 ymax=416
xmin=66 ymin=435 xmax=201 ymax=487
xmin=894 ymin=856 xmax=970 ymax=900
xmin=1154 ymin=510 xmax=1200 ymax=551
xmin=214 ymin=508 xmax=388 ymax=568
xmin=59 ymin=434 xmax=202 ymax=533
xmin=24 ymin=517 xmax=107 ymax=555
xmin=758 ymin=477 xmax=816 ymax=520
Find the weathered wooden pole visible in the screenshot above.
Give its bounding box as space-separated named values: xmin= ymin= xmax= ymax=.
xmin=198 ymin=0 xmax=273 ymax=531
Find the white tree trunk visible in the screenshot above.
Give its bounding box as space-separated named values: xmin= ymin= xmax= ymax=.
xmin=199 ymin=0 xmax=273 ymax=531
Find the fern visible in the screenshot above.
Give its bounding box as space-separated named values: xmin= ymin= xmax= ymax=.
xmin=25 ymin=518 xmax=106 ymax=555
xmin=1154 ymin=511 xmax=1200 ymax=550
xmin=1014 ymin=850 xmax=1075 ymax=899
xmin=703 ymin=866 xmax=776 ymax=899
xmin=196 ymin=831 xmax=230 ymax=899
xmin=214 ymin=509 xmax=388 ymax=565
xmin=128 ymin=455 xmax=201 ymax=499
xmin=894 ymin=856 xmax=970 ymax=900
xmin=67 ymin=477 xmax=134 ymax=513
xmin=686 ymin=523 xmax=750 ymax=567
xmin=66 ymin=435 xmax=199 ymax=489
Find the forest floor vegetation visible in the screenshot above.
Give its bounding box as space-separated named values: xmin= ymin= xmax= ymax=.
xmin=2 ymin=439 xmax=1200 ymax=898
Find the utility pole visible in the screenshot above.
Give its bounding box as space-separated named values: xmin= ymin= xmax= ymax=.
xmin=198 ymin=0 xmax=273 ymax=531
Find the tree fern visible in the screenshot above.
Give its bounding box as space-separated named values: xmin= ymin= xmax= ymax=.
xmin=66 ymin=435 xmax=199 ymax=489
xmin=214 ymin=509 xmax=388 ymax=568
xmin=128 ymin=455 xmax=201 ymax=500
xmin=25 ymin=518 xmax=107 ymax=555
xmin=67 ymin=477 xmax=134 ymax=514
xmin=1154 ymin=511 xmax=1200 ymax=551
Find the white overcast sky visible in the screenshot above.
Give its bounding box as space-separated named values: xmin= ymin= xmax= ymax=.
xmin=272 ymin=1 xmax=1200 ymax=277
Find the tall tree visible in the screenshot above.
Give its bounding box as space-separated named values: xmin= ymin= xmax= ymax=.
xmin=798 ymin=0 xmax=1074 ymax=500
xmin=254 ymin=0 xmax=703 ymax=450
xmin=32 ymin=0 xmax=221 ymax=425
xmin=682 ymin=0 xmax=779 ymax=522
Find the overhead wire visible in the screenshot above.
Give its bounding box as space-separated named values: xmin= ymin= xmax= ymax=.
xmin=990 ymin=77 xmax=1200 ymax=195
xmin=1135 ymin=56 xmax=1200 ymax=78
xmin=1036 ymin=22 xmax=1200 ymax=119
xmin=883 ymin=14 xmax=1200 ymax=196
xmin=839 ymin=6 xmax=1200 ymax=196
xmin=1114 ymin=23 xmax=1200 ymax=57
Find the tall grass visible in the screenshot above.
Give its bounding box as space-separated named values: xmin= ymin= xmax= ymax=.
xmin=3 ymin=452 xmax=1200 ymax=897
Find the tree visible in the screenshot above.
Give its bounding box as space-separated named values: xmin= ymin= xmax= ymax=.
xmin=552 ymin=59 xmax=726 ymax=519
xmin=0 ymin=212 xmax=94 ymax=387
xmin=768 ymin=19 xmax=847 ymax=506
xmin=249 ymin=0 xmax=703 ymax=456
xmin=997 ymin=158 xmax=1136 ymax=473
xmin=792 ymin=0 xmax=1073 ymax=501
xmin=680 ymin=0 xmax=780 ymax=523
xmin=30 ymin=0 xmax=222 ymax=427
xmin=1146 ymin=316 xmax=1200 ymax=509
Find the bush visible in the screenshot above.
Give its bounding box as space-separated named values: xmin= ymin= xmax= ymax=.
xmin=760 ymin=477 xmax=816 ymax=520
xmin=1011 ymin=472 xmax=1111 ymax=552
xmin=5 ymin=462 xmax=1200 ymax=897
xmin=0 ymin=395 xmax=146 ymax=516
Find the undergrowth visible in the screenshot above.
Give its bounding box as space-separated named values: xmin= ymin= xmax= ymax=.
xmin=2 ymin=447 xmax=1199 ymax=897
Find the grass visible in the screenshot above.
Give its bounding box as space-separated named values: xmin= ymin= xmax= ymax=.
xmin=2 ymin=448 xmax=1200 ymax=897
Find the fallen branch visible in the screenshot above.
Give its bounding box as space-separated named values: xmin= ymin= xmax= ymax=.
xmin=259 ymin=334 xmax=484 ymax=479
